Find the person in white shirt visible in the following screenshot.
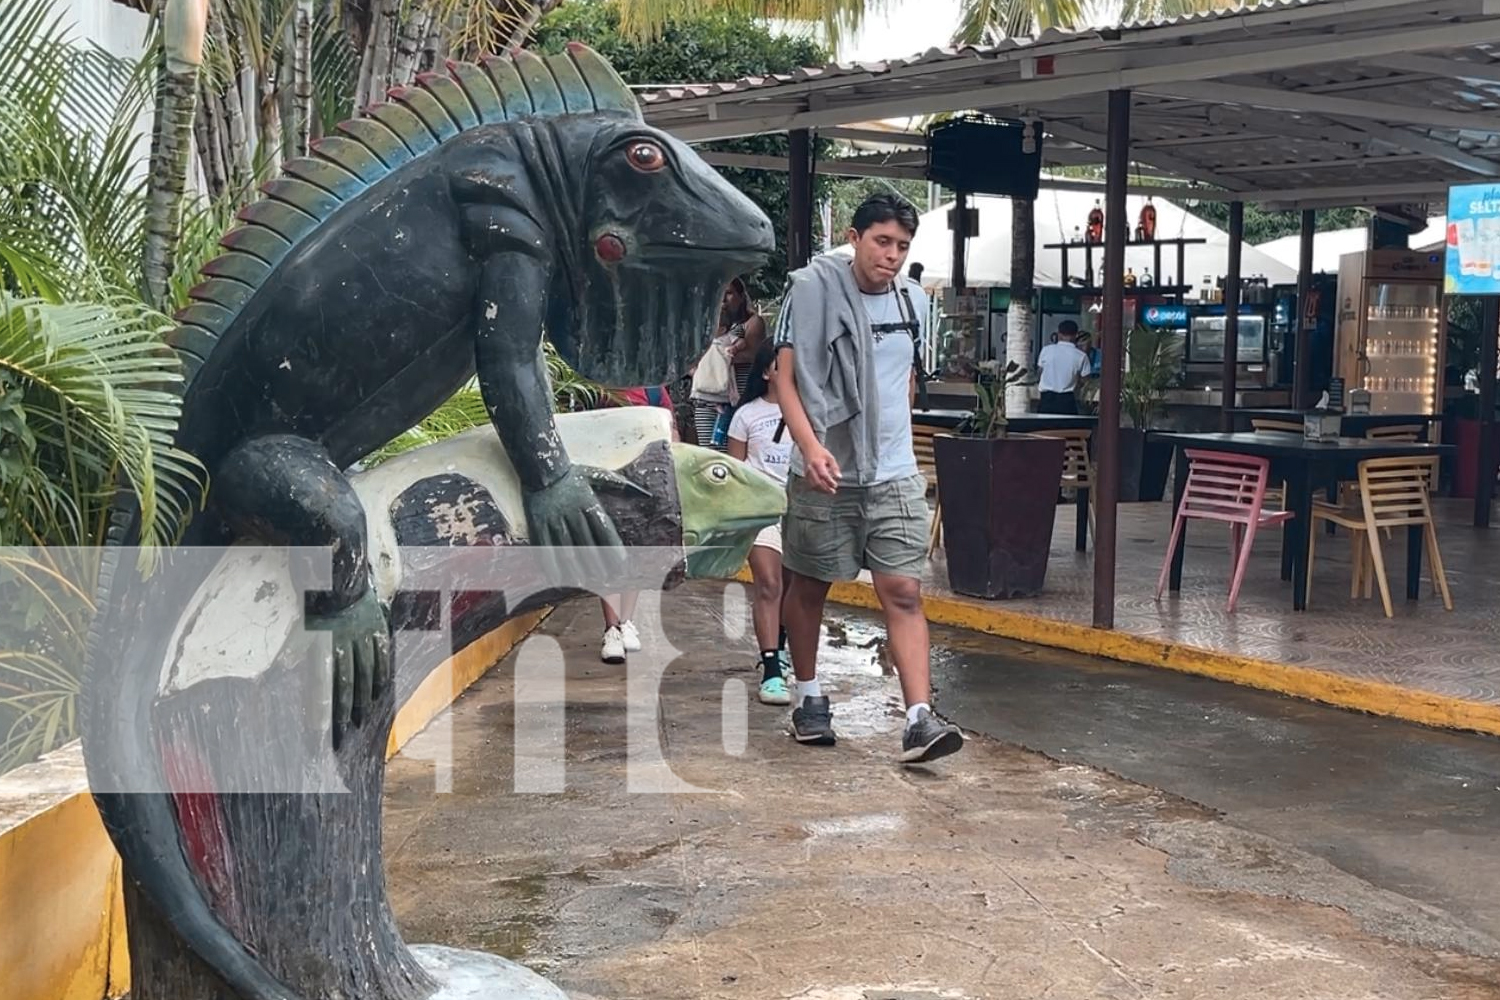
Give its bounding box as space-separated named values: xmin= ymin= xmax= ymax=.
xmin=1035 ymin=320 xmax=1093 ymax=414
xmin=726 ymin=342 xmax=794 ymax=705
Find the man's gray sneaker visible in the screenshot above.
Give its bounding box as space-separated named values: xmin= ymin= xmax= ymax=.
xmin=791 ymin=695 xmax=836 ymax=746
xmin=901 ymin=708 xmax=963 ymax=763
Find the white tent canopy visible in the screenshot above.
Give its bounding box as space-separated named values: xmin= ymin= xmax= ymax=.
xmin=831 ymin=190 xmax=1297 ymax=290
xmin=1255 ymin=218 xmax=1447 ymax=275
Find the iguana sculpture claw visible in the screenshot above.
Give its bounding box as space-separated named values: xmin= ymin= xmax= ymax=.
xmin=305 ymin=584 xmax=392 ymax=750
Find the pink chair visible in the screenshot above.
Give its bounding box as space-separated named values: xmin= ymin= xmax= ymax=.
xmin=1155 ymin=449 xmax=1295 ymax=612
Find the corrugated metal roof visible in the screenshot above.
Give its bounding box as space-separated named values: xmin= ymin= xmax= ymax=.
xmin=640 ymin=0 xmax=1320 ymax=108
xmin=1111 ymin=0 xmax=1320 ymax=31
xmin=637 ymin=0 xmax=1500 ymax=209
xmin=640 ymin=46 xmax=1001 ymax=106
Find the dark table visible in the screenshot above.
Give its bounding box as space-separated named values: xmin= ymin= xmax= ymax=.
xmin=1231 ymin=408 xmax=1442 ymax=440
xmin=1152 ymin=432 xmax=1454 ymax=612
xmin=912 ymin=409 xmax=1099 ymax=433
xmin=913 ymin=410 xmax=1099 ymax=550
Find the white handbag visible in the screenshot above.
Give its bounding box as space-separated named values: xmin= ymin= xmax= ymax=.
xmin=690 ymin=339 xmax=735 ymax=400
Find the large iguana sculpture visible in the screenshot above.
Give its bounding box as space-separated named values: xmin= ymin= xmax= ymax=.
xmin=111 ymin=405 xmax=784 ymax=1000
xmin=80 ymin=43 xmax=774 ymax=1000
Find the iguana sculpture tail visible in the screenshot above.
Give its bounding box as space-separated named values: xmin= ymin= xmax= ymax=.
xmin=81 ymin=43 xmax=773 ymax=1000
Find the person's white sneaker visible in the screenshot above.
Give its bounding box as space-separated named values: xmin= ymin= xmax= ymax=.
xmin=619 ymin=619 xmax=642 ymax=652
xmin=600 ymin=625 xmax=626 ymax=664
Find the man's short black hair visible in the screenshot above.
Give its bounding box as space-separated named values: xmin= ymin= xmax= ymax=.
xmin=851 ymin=193 xmax=920 ymax=237
xmin=1058 ymin=320 xmax=1080 ymax=337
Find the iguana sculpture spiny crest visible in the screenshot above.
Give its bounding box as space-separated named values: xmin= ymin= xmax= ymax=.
xmin=82 ymin=43 xmax=774 ymax=1000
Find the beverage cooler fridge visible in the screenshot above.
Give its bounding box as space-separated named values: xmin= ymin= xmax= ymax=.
xmin=1335 ymin=249 xmax=1446 ymax=415
xmin=1183 ymin=302 xmax=1274 ymax=388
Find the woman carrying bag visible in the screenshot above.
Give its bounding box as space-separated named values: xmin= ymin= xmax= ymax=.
xmin=690 ymin=277 xmax=764 ymax=450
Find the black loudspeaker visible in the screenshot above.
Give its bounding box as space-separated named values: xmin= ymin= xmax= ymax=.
xmin=925 ymin=114 xmax=1043 ymax=200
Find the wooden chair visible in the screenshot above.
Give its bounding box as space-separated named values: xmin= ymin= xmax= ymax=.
xmin=912 ymin=423 xmax=945 ymax=557
xmin=1250 ymin=418 xmax=1303 ymax=509
xmin=1307 ymin=456 xmax=1451 ymax=618
xmin=1033 ymin=428 xmax=1096 ymax=543
xmin=1365 ymin=424 xmax=1424 ymax=443
xmin=1337 ymin=424 xmax=1424 ymax=519
xmin=1156 ymin=449 xmax=1294 ymax=612
xmin=912 ymin=422 xmax=940 ymax=497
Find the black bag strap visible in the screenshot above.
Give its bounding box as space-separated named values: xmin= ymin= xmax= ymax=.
xmin=895 ymin=283 xmax=932 ymax=409
xmin=893 ymin=284 xmax=923 ymax=368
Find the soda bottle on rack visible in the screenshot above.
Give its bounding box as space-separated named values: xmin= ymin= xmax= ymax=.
xmin=1087 ymin=199 xmax=1104 ymax=243
xmin=1138 ymin=196 xmax=1157 ymax=241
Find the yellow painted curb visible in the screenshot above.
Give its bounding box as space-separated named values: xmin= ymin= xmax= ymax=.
xmin=0 ymin=611 xmax=553 ymax=1000
xmin=732 ymin=567 xmax=1500 ymax=738
xmin=386 ymin=607 xmax=553 ymax=758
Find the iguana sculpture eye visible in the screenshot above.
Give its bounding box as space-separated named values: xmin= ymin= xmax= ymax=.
xmin=708 ymin=463 xmax=730 ymax=483
xmin=627 ymin=141 xmax=666 ymax=172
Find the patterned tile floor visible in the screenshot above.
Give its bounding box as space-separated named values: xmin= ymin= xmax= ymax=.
xmin=913 ymin=498 xmax=1500 ymax=708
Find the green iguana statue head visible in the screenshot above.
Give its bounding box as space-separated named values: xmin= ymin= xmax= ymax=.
xmin=672 ymin=442 xmax=787 ymax=579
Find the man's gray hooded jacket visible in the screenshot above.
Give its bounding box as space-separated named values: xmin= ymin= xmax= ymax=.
xmin=774 ymin=253 xmax=888 ymax=487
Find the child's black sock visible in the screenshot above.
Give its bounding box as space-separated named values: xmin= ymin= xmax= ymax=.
xmin=759 ymin=650 xmax=782 ymax=683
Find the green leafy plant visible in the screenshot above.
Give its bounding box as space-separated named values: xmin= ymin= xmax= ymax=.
xmin=1121 ymin=322 xmax=1183 ymax=430
xmin=0 ymin=0 xmax=210 ymax=773
xmin=955 ymin=360 xmax=1030 ymax=438
xmin=361 ymin=343 xmax=607 ymax=468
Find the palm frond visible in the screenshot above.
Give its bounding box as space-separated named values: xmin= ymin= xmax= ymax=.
xmin=360 ymin=381 xmax=491 ymax=468
xmin=613 ymin=0 xmax=901 ymax=49
xmin=360 ymin=342 xmax=608 ymax=469
xmin=0 ymin=0 xmax=156 ymax=303
xmin=421 ymin=0 xmax=532 ymax=60
xmin=956 ymin=0 xmax=1238 ymax=43
xmin=310 ymin=3 xmax=358 ymax=139
xmin=1122 ymin=0 xmax=1245 ymax=24
xmin=0 ymin=294 xmax=205 ymax=551
xmin=954 ymin=0 xmax=1089 ymax=41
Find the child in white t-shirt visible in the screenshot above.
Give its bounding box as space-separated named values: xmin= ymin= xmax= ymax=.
xmin=727 ymin=343 xmax=793 ymax=705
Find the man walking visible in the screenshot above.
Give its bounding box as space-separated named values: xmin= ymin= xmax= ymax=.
xmin=770 ymin=194 xmax=964 ymax=764
xmin=1035 ymin=320 xmax=1092 ymax=414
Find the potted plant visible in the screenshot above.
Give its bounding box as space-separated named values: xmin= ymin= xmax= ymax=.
xmin=932 ymin=362 xmax=1067 ymax=599
xmin=1447 ymin=392 xmax=1499 ymax=498
xmin=1118 ymin=322 xmax=1183 ymax=502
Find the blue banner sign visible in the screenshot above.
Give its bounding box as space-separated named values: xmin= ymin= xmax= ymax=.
xmin=1141 ymin=304 xmax=1188 ymax=327
xmin=1446 ymin=183 xmax=1500 ymax=295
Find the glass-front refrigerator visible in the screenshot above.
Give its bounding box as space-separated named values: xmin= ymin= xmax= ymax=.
xmin=1335 ymin=249 xmax=1447 ymax=415
xmin=1183 ymin=303 xmax=1272 ymax=388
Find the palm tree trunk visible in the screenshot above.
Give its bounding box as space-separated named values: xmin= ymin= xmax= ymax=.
xmin=143 ymin=0 xmax=210 ymax=309
xmin=355 ymin=0 xmax=400 ymax=109
xmin=390 ymin=7 xmax=432 ymax=88
xmin=1006 ymin=197 xmax=1036 ymax=415
xmin=290 ymin=0 xmax=313 ymax=158
xmin=503 ymin=0 xmax=562 ymax=50
xmin=277 ymin=34 xmax=296 ymax=164
xmin=202 ymin=8 xmax=252 ymax=196
xmin=193 ymin=74 xmax=226 ymax=199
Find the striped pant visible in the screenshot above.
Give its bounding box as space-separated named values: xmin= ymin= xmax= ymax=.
xmin=692 ymin=400 xmax=727 ymax=451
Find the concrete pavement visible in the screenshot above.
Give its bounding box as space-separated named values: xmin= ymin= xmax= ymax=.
xmin=923 ymin=616 xmax=1500 ymax=948
xmin=383 ymin=582 xmax=1500 ymax=999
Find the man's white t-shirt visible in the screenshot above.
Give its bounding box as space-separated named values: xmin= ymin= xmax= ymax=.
xmin=772 ymin=267 xmax=929 ymax=485
xmin=1037 ymin=341 xmax=1091 ymax=393
xmin=727 ymin=397 xmax=791 ymax=486
xmin=860 ymin=282 xmax=928 ymax=483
